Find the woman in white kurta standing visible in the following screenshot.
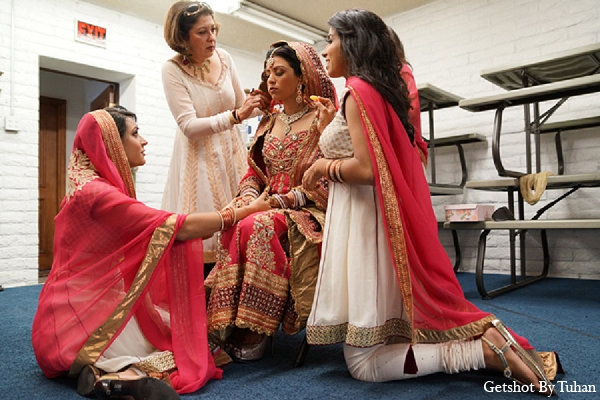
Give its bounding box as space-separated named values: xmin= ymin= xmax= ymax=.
xmin=161 ymin=2 xmax=268 ymax=268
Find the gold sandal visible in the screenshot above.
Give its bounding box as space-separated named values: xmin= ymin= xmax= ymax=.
xmin=482 ymin=319 xmax=557 ymax=396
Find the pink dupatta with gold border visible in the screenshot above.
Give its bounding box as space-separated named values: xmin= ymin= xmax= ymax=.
xmin=31 ymin=110 xmax=221 ymax=393
xmin=346 ymin=77 xmax=531 ymax=349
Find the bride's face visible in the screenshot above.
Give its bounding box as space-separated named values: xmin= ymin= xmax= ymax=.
xmin=264 ymin=56 xmax=301 ymax=103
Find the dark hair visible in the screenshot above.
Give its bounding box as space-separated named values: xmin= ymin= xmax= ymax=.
xmin=264 ymin=42 xmax=302 ymax=77
xmin=329 ymin=9 xmax=414 ymax=143
xmin=164 ymin=1 xmax=218 ymax=55
xmin=388 ymin=26 xmax=409 ymax=67
xmin=104 ymin=105 xmax=137 ymax=139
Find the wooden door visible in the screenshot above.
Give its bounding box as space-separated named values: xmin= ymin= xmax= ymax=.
xmin=38 ymin=97 xmax=66 ymax=275
xmin=90 ymin=84 xmax=117 ymax=111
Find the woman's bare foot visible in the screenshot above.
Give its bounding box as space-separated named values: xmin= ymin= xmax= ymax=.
xmin=482 ymin=327 xmax=550 ymax=395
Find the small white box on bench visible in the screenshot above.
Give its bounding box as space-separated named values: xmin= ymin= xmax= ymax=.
xmin=444 ymin=204 xmax=495 ymax=222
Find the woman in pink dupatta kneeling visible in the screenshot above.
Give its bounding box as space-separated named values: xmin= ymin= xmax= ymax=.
xmin=302 ymin=9 xmax=558 ymax=396
xmin=31 ymin=107 xmax=269 ymax=399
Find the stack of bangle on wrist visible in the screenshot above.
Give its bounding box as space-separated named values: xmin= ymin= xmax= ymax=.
xmin=240 ymin=186 xmax=259 ymax=199
xmin=325 ymin=159 xmax=345 ymax=183
xmin=217 ymin=206 xmax=237 ymax=231
xmin=268 ymin=190 xmax=307 ymax=210
xmin=229 ymin=109 xmax=241 ymax=125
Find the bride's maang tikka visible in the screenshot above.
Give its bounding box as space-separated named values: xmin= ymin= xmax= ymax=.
xmin=266 ymin=47 xmax=278 ymax=68
xmin=266 ymin=40 xmax=289 ymax=68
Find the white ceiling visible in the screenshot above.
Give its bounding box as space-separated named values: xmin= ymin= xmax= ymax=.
xmin=80 ymin=0 xmax=436 ymax=55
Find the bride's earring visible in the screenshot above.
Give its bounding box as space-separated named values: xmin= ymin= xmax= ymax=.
xmin=296 ymin=81 xmax=303 ymax=105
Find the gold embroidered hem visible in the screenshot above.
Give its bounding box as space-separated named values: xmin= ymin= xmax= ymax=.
xmin=69 ymin=215 xmax=177 ymax=377
xmin=132 ymin=351 xmax=176 ymax=374
xmin=286 ymin=205 xmax=324 ymax=244
xmin=207 ymin=261 xmax=294 ymax=335
xmin=307 ymin=315 xmax=497 ymax=347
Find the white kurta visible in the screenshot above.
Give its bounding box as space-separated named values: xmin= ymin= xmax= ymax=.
xmin=161 ymin=48 xmax=247 ymax=262
xmin=306 ymin=93 xmax=486 ymax=383
xmin=306 ymin=105 xmax=409 ymax=348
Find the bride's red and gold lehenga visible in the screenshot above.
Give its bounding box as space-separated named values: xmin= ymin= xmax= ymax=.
xmin=205 ymin=42 xmax=337 ymax=338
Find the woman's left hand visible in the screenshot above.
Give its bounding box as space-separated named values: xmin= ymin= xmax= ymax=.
xmin=302 ymin=158 xmax=328 ymax=190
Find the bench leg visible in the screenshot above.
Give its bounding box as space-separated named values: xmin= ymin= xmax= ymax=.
xmin=451 ymin=229 xmax=461 ymax=272
xmin=475 ymin=229 xmax=492 ymax=299
xmin=476 ymin=229 xmax=551 ymax=299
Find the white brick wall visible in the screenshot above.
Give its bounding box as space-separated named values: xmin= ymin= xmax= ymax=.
xmin=1 ymin=0 xmax=599 ymax=287
xmin=0 ymin=0 xmax=264 ymax=287
xmin=389 ymin=0 xmax=600 ymax=280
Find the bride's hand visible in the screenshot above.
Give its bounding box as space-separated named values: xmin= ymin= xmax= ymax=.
xmin=246 ymin=191 xmax=271 ymax=214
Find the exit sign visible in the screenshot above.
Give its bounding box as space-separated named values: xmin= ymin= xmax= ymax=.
xmin=75 ymin=20 xmax=107 ymax=48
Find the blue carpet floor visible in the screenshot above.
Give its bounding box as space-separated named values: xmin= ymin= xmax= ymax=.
xmin=1 ymin=273 xmax=598 ymax=399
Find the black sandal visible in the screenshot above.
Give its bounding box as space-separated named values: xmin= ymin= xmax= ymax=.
xmin=76 ymin=365 xmax=102 ymax=397
xmin=93 ymin=374 xmax=180 ymax=400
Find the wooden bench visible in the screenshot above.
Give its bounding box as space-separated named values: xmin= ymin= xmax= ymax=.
xmin=466 ymin=173 xmax=600 ymax=191
xmin=445 ymin=219 xmax=600 ymax=299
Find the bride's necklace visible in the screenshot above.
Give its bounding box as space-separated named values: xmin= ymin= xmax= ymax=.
xmin=279 ymin=105 xmax=309 ymax=135
xmin=182 ymin=55 xmax=211 ymax=80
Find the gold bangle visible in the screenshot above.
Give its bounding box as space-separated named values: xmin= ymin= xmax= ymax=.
xmin=334 ymin=160 xmax=345 ymax=183
xmin=325 ymin=160 xmax=335 ymax=181
xmin=216 ymin=211 xmax=224 ymax=231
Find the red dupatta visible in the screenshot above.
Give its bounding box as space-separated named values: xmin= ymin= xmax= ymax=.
xmin=400 ymin=63 xmax=428 ymax=166
xmin=31 ymin=110 xmax=221 ymax=393
xmin=346 ymin=77 xmax=531 ymax=349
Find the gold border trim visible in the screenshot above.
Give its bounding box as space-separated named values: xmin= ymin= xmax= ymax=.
xmin=348 ymin=85 xmax=415 ymax=337
xmin=69 ymin=214 xmax=178 ymax=376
